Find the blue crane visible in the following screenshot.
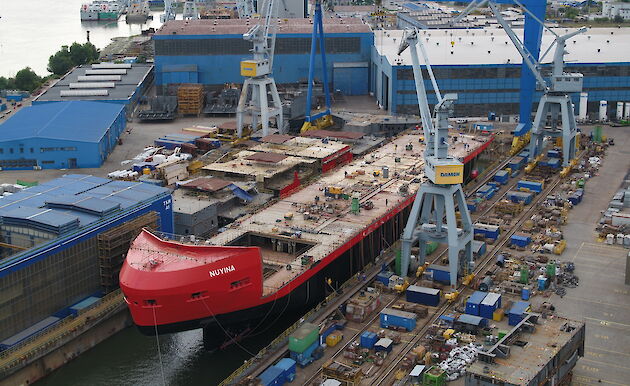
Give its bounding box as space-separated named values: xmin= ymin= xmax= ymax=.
xmin=300 ymin=0 xmax=333 ymax=134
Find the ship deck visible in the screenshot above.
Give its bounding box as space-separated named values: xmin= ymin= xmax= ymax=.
xmin=207 ymin=132 xmax=492 ymax=296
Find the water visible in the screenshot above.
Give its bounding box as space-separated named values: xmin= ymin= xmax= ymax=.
xmin=37 ymin=319 xmax=295 ymax=386
xmin=0 ymin=0 xmax=163 ymax=77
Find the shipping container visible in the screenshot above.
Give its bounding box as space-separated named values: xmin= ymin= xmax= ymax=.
xmin=467 ymin=200 xmax=478 ymax=212
xmin=479 ymin=292 xmax=502 ymax=319
xmin=517 ymin=180 xmax=543 ymax=194
xmin=69 ymin=296 xmax=101 ymax=316
xmin=258 ymin=366 xmax=284 ymax=386
xmin=518 ymin=150 xmax=530 ymax=161
xmin=275 ymin=358 xmax=296 ymax=383
xmin=380 ymin=308 xmax=417 ymax=331
xmin=289 ymin=339 xmax=319 ymax=367
xmin=508 ymin=156 xmax=525 ymax=170
xmin=493 ymin=170 xmax=509 ymax=185
xmin=508 ymin=190 xmax=534 ymax=205
xmin=547 ymin=149 xmax=561 ymax=159
xmin=374 ymin=337 xmax=393 ymax=353
xmin=465 ymin=291 xmax=487 ymax=316
xmin=426 ymin=264 xmax=451 ymax=284
xmin=326 ymin=331 xmax=343 ymax=347
xmin=474 ymin=223 xmax=500 ymax=240
xmin=0 ymin=316 xmax=61 ymax=350
xmin=360 ymin=331 xmax=378 ymax=348
xmin=289 ymin=323 xmax=319 ymax=353
xmin=522 ymin=286 xmax=531 ymax=300
xmin=546 ymin=158 xmax=561 ymax=168
xmin=472 ymin=240 xmax=486 ymax=258
xmin=406 ymin=285 xmax=441 ymax=307
xmin=375 ymin=271 xmax=394 ymax=286
xmin=493 ymin=308 xmax=504 ymax=322
xmin=508 ymin=301 xmax=530 ymax=326
xmin=510 ymin=233 xmax=532 ymax=248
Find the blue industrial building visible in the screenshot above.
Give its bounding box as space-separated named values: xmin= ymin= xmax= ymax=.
xmin=153 ymin=18 xmax=373 ymax=95
xmin=0 ymin=174 xmax=173 ymax=345
xmin=373 ymin=27 xmax=630 ymax=120
xmin=0 ymin=101 xmax=126 ymax=170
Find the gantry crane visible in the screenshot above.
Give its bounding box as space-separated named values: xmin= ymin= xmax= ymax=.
xmin=453 ymin=0 xmax=586 ymax=166
xmin=160 ymin=0 xmax=176 ymax=22
xmin=399 ymin=29 xmax=473 ymax=287
xmin=236 ymin=0 xmax=255 ymax=18
xmin=301 ymin=0 xmax=333 ymax=134
xmin=236 ymin=0 xmax=284 ymax=137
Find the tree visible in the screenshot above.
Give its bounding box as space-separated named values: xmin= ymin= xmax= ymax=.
xmin=613 ymin=15 xmax=624 ymax=23
xmin=48 ymin=46 xmax=73 ymax=76
xmin=47 ymin=42 xmax=100 ymax=76
xmin=13 ymin=68 xmax=41 ymax=92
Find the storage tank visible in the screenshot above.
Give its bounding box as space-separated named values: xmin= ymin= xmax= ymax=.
xmin=617 ymin=102 xmax=624 ymax=121
xmin=578 ymin=92 xmax=588 ymax=121
xmin=599 ymin=101 xmax=608 ymax=121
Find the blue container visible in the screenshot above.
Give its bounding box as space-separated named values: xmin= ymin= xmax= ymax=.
xmin=547 ymin=149 xmax=561 ymax=159
xmin=510 ymin=234 xmax=532 ymax=248
xmin=380 ymin=308 xmax=417 ymax=331
xmin=290 ymin=340 xmax=319 ymax=368
xmin=488 ymin=112 xmax=496 ymax=121
xmin=0 ymin=103 xmax=6 ymax=112
xmin=376 ymin=271 xmax=394 ymax=286
xmin=508 ymin=156 xmax=525 ymax=170
xmin=518 ymin=151 xmax=530 ymax=161
xmin=547 ymin=158 xmax=561 ymax=168
xmin=360 ymin=331 xmax=378 ymax=349
xmin=474 ymin=224 xmax=500 ymax=240
xmin=465 ymin=291 xmax=487 ymax=316
xmin=477 ymin=184 xmax=494 ymax=197
xmin=467 ymin=200 xmax=478 ymax=212
xmin=538 ymin=277 xmax=548 ymax=291
xmin=374 ymin=338 xmax=393 ymax=353
xmin=258 ymin=366 xmax=284 ymax=386
xmin=406 ymin=285 xmax=441 ymax=307
xmin=493 ymin=170 xmax=509 ymax=185
xmin=472 ymin=240 xmax=486 ymax=258
xmin=508 ymin=191 xmax=534 ymax=205
xmin=320 ymin=324 xmax=337 ymax=343
xmin=275 ymin=358 xmax=296 ymax=383
xmin=508 ymin=301 xmax=530 ymax=326
xmin=6 ymin=94 xmax=24 ymax=102
xmin=439 ymin=313 xmax=456 ymax=325
xmin=426 ymin=264 xmax=451 ymax=284
xmin=517 ymin=180 xmax=543 ymax=194
xmin=69 ymin=296 xmax=101 ymax=316
xmin=480 ymin=292 xmax=502 ymax=319
xmin=521 ymin=286 xmax=531 ymax=301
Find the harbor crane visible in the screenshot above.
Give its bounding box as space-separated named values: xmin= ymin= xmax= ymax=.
xmin=160 ymin=0 xmax=176 ymax=22
xmin=300 ymin=0 xmax=333 ymax=134
xmin=453 ymin=0 xmax=586 ymax=166
xmin=236 ymin=0 xmax=255 ymax=18
xmin=398 ymin=29 xmax=473 ymax=287
xmin=236 ymin=0 xmax=284 ymax=137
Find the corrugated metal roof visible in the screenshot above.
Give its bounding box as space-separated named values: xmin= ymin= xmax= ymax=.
xmin=261 ymin=134 xmax=294 ymax=144
xmin=182 ymin=177 xmax=231 ymax=192
xmin=0 ymin=175 xmax=170 ymax=236
xmin=301 ymin=129 xmax=364 ymax=140
xmin=155 ymin=18 xmax=371 ymax=36
xmin=0 ymin=101 xmax=124 ymax=143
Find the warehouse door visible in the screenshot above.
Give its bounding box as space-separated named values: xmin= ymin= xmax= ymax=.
xmin=68 ymin=158 xmax=77 ymax=169
xmin=333 ymin=63 xmax=368 ymax=96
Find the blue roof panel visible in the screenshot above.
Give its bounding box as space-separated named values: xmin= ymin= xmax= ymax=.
xmin=0 ymin=101 xmax=124 ymax=143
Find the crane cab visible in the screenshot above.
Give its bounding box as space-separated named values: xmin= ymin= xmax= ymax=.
xmin=241 ymin=59 xmax=271 ymax=77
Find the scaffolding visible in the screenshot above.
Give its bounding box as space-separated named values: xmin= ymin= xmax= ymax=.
xmin=97 ymin=212 xmax=160 ymax=293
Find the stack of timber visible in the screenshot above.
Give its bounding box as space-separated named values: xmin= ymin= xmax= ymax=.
xmin=178 ymin=84 xmax=205 ymax=115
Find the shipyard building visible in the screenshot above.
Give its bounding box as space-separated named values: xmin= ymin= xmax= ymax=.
xmin=34 ymin=63 xmax=153 ymax=109
xmin=0 ymin=101 xmax=125 ymax=170
xmin=0 ymin=175 xmax=173 ymax=346
xmin=153 ymin=18 xmax=373 ymax=95
xmin=373 ymin=27 xmax=630 ymax=119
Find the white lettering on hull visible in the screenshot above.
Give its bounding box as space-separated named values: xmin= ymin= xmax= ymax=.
xmin=209 ymin=265 xmax=236 ymax=278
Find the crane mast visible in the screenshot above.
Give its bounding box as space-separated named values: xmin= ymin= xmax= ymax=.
xmin=398 ymin=29 xmax=473 ymax=287
xmin=236 ymin=0 xmax=284 ymax=137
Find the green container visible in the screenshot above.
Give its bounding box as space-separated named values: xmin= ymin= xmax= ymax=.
xmin=288 ymin=323 xmax=319 ymax=353
xmin=520 ymin=265 xmax=529 ymax=284
xmin=351 ymin=197 xmax=360 ymax=214
xmin=341 ymin=193 xmax=350 ymax=200
xmin=498 ymin=330 xmax=508 ymax=339
xmin=423 ymin=366 xmax=446 ymax=386
xmin=16 ymin=180 xmax=38 ymax=187
xmin=593 ymin=126 xmax=602 ymax=143
xmin=395 ymin=249 xmax=402 ymax=275
xmin=426 ymin=241 xmax=439 ymax=255
xmin=546 ymin=261 xmax=556 ymax=277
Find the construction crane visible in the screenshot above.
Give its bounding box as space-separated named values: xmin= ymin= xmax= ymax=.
xmin=398 ymin=29 xmax=473 ymax=287
xmin=453 ymin=0 xmax=586 ymax=166
xmin=236 ymin=0 xmax=284 ymax=137
xmin=160 ymin=0 xmax=176 ymax=22
xmin=236 ymin=0 xmax=255 ymax=18
xmin=300 ymin=0 xmax=333 ymax=134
